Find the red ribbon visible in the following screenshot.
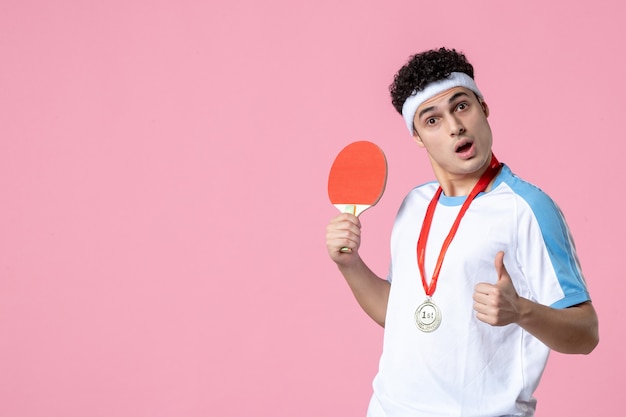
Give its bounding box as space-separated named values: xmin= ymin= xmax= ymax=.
xmin=417 ymin=154 xmax=502 ymax=297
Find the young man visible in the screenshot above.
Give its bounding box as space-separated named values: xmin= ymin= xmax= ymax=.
xmin=326 ymin=48 xmax=598 ymax=417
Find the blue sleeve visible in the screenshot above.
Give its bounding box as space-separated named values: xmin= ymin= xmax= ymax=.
xmin=508 ymin=174 xmax=590 ymax=308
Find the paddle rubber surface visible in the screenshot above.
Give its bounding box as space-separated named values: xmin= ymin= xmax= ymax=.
xmin=328 ymin=141 xmax=387 ymax=210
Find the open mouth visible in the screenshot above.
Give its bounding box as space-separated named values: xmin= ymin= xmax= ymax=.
xmin=456 ymin=142 xmax=472 ymax=153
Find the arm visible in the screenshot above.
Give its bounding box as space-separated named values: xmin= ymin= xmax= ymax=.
xmin=473 ymin=251 xmax=599 ymax=354
xmin=326 ymin=213 xmax=390 ymax=327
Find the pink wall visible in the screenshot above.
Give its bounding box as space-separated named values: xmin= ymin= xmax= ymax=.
xmin=1 ymin=1 xmax=622 ymax=415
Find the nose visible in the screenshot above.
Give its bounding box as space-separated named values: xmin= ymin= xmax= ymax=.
xmin=449 ymin=115 xmax=465 ymax=136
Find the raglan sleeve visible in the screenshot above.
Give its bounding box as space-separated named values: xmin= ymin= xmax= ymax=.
xmin=515 ymin=190 xmax=591 ymax=309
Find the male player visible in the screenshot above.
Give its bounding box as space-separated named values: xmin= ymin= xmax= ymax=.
xmin=325 ymin=47 xmax=598 ymax=416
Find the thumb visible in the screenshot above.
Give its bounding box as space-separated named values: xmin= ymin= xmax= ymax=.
xmin=494 ymin=251 xmax=509 ymax=281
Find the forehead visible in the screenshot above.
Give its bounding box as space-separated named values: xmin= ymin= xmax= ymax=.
xmin=416 ymin=86 xmax=476 ymax=114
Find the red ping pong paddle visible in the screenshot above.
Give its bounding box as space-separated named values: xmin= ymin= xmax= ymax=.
xmin=328 ymin=141 xmax=388 ymax=217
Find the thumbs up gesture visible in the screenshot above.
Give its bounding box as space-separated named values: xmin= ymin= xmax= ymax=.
xmin=473 ymin=251 xmax=521 ymax=326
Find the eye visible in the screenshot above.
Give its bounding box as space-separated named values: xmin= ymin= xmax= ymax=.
xmin=456 ymin=102 xmax=468 ymax=111
xmin=426 ymin=117 xmax=437 ymax=125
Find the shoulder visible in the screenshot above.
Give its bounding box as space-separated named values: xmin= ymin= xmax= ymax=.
xmin=496 ymin=165 xmax=577 ymax=264
xmin=494 ymin=164 xmax=561 ymax=215
xmin=399 ymin=180 xmax=438 ymax=207
xmin=392 ymin=181 xmax=439 ymax=227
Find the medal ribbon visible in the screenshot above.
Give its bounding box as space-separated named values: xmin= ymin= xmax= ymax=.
xmin=417 ymin=154 xmax=501 ymax=298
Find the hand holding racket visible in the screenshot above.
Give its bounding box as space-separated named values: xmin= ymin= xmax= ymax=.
xmin=327 ymin=141 xmax=387 ymax=252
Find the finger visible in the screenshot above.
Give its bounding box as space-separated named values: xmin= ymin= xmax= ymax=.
xmin=326 ymin=223 xmax=361 ymax=254
xmin=327 ymin=231 xmax=359 ymax=250
xmin=475 ymin=310 xmax=497 ymax=326
xmin=473 ymin=301 xmax=491 ymax=315
xmin=494 ymin=251 xmax=507 ymax=280
xmin=330 ymin=212 xmax=361 ymax=228
xmin=472 ymin=290 xmax=490 ymax=304
xmin=473 ymin=289 xmax=501 ymax=310
xmin=473 ymin=299 xmax=499 ymax=323
xmin=326 ymin=222 xmax=361 ymax=245
xmin=474 ymin=282 xmax=495 ymax=296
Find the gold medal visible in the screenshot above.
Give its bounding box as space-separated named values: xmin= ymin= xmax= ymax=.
xmin=415 ymin=299 xmax=442 ymax=332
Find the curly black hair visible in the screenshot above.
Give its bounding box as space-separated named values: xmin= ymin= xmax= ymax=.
xmin=390 ymin=48 xmax=475 ymax=114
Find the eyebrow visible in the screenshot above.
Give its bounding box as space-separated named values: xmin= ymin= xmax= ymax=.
xmin=417 ymin=91 xmax=471 ymax=119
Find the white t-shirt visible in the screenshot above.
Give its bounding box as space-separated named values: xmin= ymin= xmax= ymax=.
xmin=368 ymin=165 xmax=590 ymax=417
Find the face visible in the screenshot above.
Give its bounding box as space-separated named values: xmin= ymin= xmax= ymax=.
xmin=412 ymin=86 xmax=493 ymax=183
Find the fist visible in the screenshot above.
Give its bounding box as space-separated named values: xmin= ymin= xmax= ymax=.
xmin=326 ymin=213 xmax=361 ymax=265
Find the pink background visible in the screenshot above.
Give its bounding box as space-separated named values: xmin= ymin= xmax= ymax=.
xmin=1 ymin=1 xmax=622 ymax=416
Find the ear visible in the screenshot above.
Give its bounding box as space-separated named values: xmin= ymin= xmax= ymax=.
xmin=480 ymin=99 xmax=490 ymax=117
xmin=412 ymin=130 xmax=425 ymax=148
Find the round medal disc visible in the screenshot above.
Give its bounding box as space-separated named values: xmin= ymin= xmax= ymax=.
xmin=414 ymin=299 xmax=442 ymax=332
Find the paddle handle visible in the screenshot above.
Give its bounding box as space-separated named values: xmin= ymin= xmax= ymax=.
xmin=333 ymin=204 xmax=371 ymax=217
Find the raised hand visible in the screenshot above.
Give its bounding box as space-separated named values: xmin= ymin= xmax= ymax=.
xmin=473 ymin=251 xmax=521 ymax=326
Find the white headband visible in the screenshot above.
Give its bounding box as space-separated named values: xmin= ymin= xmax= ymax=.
xmin=401 ymin=72 xmax=483 ymax=135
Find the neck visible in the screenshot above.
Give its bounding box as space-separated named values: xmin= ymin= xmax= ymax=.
xmin=438 ymin=174 xmax=482 ymax=197
xmin=432 ymin=156 xmax=496 ymax=197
